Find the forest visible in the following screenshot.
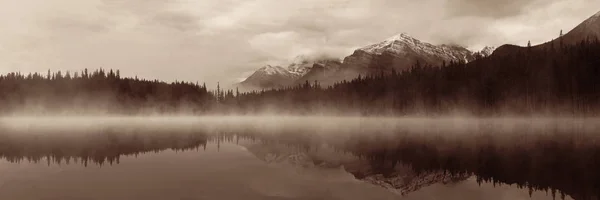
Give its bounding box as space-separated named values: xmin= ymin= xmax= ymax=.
xmin=234 ymin=37 xmax=600 ymax=116
xmin=1 ymin=38 xmax=599 ymax=116
xmin=0 ymin=68 xmax=214 ymax=114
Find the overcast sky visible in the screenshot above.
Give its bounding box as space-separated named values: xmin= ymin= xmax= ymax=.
xmin=0 ymin=0 xmax=599 ymax=87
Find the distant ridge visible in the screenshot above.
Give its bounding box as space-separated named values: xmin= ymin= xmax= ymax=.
xmin=494 ymin=10 xmax=600 ymax=56
xmin=240 ymin=34 xmax=494 ymax=90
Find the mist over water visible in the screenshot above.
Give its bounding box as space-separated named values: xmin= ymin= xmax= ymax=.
xmin=0 ymin=116 xmax=595 ymax=200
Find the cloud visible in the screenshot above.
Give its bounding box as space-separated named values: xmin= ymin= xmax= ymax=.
xmin=0 ymin=0 xmax=599 ymax=87
xmin=143 ymin=12 xmax=200 ymax=32
xmin=45 ymin=16 xmax=111 ymax=34
xmin=444 ymin=0 xmax=541 ymax=18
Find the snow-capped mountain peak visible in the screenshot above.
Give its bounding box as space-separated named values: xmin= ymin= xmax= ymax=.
xmin=384 ymin=33 xmax=417 ymax=43
xmin=240 ymin=57 xmax=343 ymax=89
xmin=477 ymin=46 xmax=496 ymax=57
xmin=358 ymin=33 xmax=476 ymax=64
xmin=239 ymin=65 xmax=299 ymax=89
xmin=242 ymin=33 xmax=498 ymax=90
xmin=287 ymin=61 xmax=314 ymax=76
xmin=287 ymin=56 xmax=342 ymax=76
xmin=360 ymin=33 xmax=425 ymax=55
xmin=257 ymin=65 xmax=291 ymax=76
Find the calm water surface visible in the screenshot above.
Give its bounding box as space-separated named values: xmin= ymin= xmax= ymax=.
xmin=0 ymin=116 xmax=589 ymax=200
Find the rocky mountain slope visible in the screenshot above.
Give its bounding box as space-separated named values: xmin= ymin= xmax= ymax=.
xmin=294 ymin=60 xmax=343 ymax=85
xmin=240 ymin=10 xmax=600 ymax=91
xmin=239 ymin=58 xmax=342 ymax=90
xmin=335 ymin=34 xmax=494 ymax=83
xmin=345 ymin=33 xmax=479 ymax=73
xmin=240 ymin=34 xmax=494 ymax=90
xmin=239 ymin=65 xmax=299 ymax=89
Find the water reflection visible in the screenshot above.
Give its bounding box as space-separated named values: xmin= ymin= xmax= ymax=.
xmin=0 ymin=144 xmax=402 ymax=200
xmin=0 ymin=117 xmax=597 ymax=199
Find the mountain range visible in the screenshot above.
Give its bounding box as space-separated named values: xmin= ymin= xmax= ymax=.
xmin=240 ymin=10 xmax=600 ymax=90
xmin=239 ymin=34 xmax=494 ymax=90
xmin=238 ymin=58 xmax=343 ymax=89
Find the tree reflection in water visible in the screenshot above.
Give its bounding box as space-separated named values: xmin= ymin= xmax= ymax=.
xmin=0 ymin=117 xmax=597 ymax=200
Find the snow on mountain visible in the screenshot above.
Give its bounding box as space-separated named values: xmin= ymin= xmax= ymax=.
xmin=479 ymin=46 xmax=496 ymax=56
xmin=258 ymin=65 xmax=295 ymax=76
xmin=240 ymin=33 xmax=498 ymax=90
xmin=341 ymin=33 xmax=481 ymax=78
xmin=294 ymin=60 xmax=343 ymax=85
xmin=287 ymin=60 xmax=314 ymax=76
xmin=240 ymin=57 xmax=343 ymax=90
xmin=287 ymin=56 xmax=344 ymax=76
xmin=239 ymin=10 xmax=600 ymax=91
xmin=472 ymin=46 xmax=496 ymax=58
xmin=238 ymin=65 xmax=299 ymax=89
xmin=359 ymin=33 xmax=475 ymax=63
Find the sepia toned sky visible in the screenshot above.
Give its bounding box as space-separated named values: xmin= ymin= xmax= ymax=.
xmin=0 ymin=0 xmax=599 ymax=87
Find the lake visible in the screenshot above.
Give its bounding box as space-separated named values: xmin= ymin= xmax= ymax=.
xmin=0 ymin=116 xmax=593 ymax=200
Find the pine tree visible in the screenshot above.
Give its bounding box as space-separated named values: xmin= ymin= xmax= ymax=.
xmin=217 ymin=82 xmax=221 ymax=103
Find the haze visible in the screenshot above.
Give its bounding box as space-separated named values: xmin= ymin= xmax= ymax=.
xmin=2 ymin=116 xmax=595 ymax=134
xmin=1 ymin=0 xmax=599 ymax=87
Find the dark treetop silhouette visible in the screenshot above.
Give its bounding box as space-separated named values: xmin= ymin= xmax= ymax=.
xmin=0 ymin=68 xmax=214 ymax=115
xmin=1 ymin=38 xmax=600 ymax=116
xmin=234 ymin=38 xmax=600 ymax=116
xmin=2 ymin=10 xmax=600 ymax=115
xmin=0 ymin=118 xmax=598 ymax=200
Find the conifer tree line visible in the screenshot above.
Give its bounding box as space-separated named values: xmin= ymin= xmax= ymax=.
xmin=1 ymin=38 xmax=599 ymax=115
xmin=0 ymin=68 xmax=214 ymax=114
xmin=234 ymin=38 xmax=600 ymax=116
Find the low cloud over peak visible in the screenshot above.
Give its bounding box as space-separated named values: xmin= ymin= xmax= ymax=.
xmin=0 ymin=0 xmax=598 ymax=87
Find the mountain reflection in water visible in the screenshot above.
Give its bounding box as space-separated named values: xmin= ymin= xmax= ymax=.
xmin=0 ymin=116 xmax=596 ymax=200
